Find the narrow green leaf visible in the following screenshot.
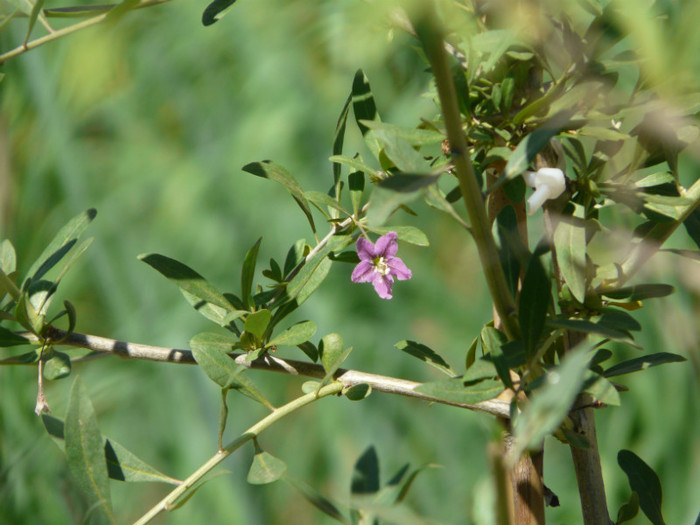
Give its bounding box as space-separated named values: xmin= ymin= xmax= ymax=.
xmin=241 ymin=238 xmax=262 ymax=308
xmin=352 ymin=69 xmax=378 ymax=136
xmin=394 ymin=340 xmax=454 ymax=376
xmin=23 ymin=0 xmax=46 ymax=45
xmin=377 ymin=173 xmax=440 ymax=193
xmin=604 ymin=352 xmax=686 ymax=378
xmin=247 ymin=451 xmax=287 ymax=485
xmin=0 ymin=348 xmax=40 ymax=364
xmin=618 ymin=450 xmax=666 ymax=525
xmin=285 ymin=475 xmax=349 ymax=524
xmin=480 ymin=326 xmax=512 ymax=389
xmin=0 ymin=239 xmax=16 ymax=274
xmin=328 ymin=155 xmax=377 ymax=177
xmin=358 ymin=120 xmax=444 ymax=146
xmin=65 ymin=377 xmax=116 ymax=524
xmin=465 ymin=334 xmax=478 ymax=370
xmin=201 ymin=0 xmax=236 ymax=26
xmin=304 ymin=191 xmax=349 ymax=215
xmin=267 ymin=320 xmax=317 ymax=348
xmin=510 ymin=343 xmax=593 ymax=461
xmin=0 ymin=327 xmax=29 ymax=347
xmin=616 ymin=491 xmax=640 ymax=524
xmin=546 ymin=318 xmax=632 ymax=341
xmin=26 ymin=209 xmax=97 ymax=282
xmin=348 ymin=171 xmax=365 ymax=216
xmin=553 ymin=205 xmax=587 ymax=303
xmin=519 ymin=255 xmax=551 ymax=356
xmin=105 ymin=439 xmax=180 ymax=485
xmin=333 ymin=92 xmax=352 ymax=184
xmin=139 ymin=254 xmax=233 ymax=311
xmin=351 ymin=446 xmax=379 ymax=495
xmin=242 ymin=161 xmax=315 ymax=233
xmin=601 ymin=284 xmax=674 ymax=301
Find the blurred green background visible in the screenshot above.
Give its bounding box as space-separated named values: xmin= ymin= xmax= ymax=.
xmin=1 ymin=1 xmax=699 ymax=524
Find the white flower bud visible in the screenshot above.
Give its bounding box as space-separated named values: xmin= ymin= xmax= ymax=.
xmin=523 ymin=167 xmax=566 ymax=215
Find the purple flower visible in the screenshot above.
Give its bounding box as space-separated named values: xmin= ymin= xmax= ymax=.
xmin=351 ymin=232 xmax=412 ymax=299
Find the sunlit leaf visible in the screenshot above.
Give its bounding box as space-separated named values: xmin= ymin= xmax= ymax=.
xmin=65 ymin=378 xmax=116 ymax=524
xmin=267 ymin=320 xmax=316 ymax=347
xmin=247 ymin=451 xmax=287 ymax=485
xmin=367 ymin=225 xmax=429 ymax=247
xmin=394 ymin=340 xmax=454 ymax=376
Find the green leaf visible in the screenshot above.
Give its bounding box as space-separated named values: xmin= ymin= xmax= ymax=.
xmin=546 ymin=317 xmax=631 ymax=342
xmin=190 ymin=332 xmax=274 ymax=409
xmin=328 ymin=155 xmax=377 ymax=177
xmin=349 ymin=171 xmax=365 ymax=215
xmin=351 ymin=446 xmax=379 ymax=495
xmin=65 ymin=377 xmax=116 ymax=524
xmin=519 ymin=255 xmax=551 ymax=356
xmin=247 ymin=451 xmax=287 ymax=485
xmin=370 ymin=130 xmax=431 ymax=173
xmin=15 ymin=291 xmax=43 ymax=334
xmin=366 ymin=186 xmax=424 ymax=227
xmin=480 ymin=326 xmax=512 ymax=389
xmin=0 ymin=238 xmax=16 ymax=273
xmin=618 ymin=450 xmax=666 ymax=525
xmin=139 ymin=254 xmax=234 ymax=312
xmin=104 ymin=439 xmax=180 ymax=485
xmin=332 ymin=92 xmax=352 ymax=184
xmin=244 ymin=309 xmax=270 ymax=340
xmin=0 ymin=348 xmax=40 ymax=365
xmin=682 ymin=209 xmax=700 ymax=250
xmin=470 ymin=29 xmax=519 ymax=74
xmin=23 ymin=0 xmax=46 ymax=45
xmin=304 ymin=191 xmax=349 ymax=215
xmin=616 ymin=491 xmax=640 ymax=524
xmin=242 ymin=161 xmax=315 ymax=233
xmin=320 ymin=333 xmax=347 ymax=375
xmin=359 ymin=120 xmax=444 ymax=146
xmin=553 ymin=205 xmax=587 ymax=303
xmin=582 ymin=372 xmax=620 ymax=406
xmin=343 ymin=383 xmax=372 ymax=401
xmin=241 ymin=238 xmax=262 ymax=308
xmin=285 ymin=475 xmax=349 ymax=524
xmin=511 ymin=343 xmax=593 ymax=460
xmin=267 ymin=320 xmax=317 ymax=347
xmin=603 ymin=352 xmax=686 ymax=378
xmin=367 ymin=225 xmax=429 ymax=247
xmin=465 ymin=334 xmax=478 ymax=370
xmin=601 ymin=284 xmax=674 ymax=302
xmin=499 ymin=110 xmax=573 ymax=184
xmin=394 ymin=340 xmax=454 ymax=377
xmin=201 ymin=0 xmax=236 ymax=26
xmin=377 ymin=173 xmax=440 ymax=193
xmin=415 ymin=375 xmax=503 ymax=405
xmin=0 ymin=327 xmax=29 ymax=347
xmin=352 ymin=69 xmax=378 ymax=137
xmin=26 ymin=209 xmax=97 ymax=283
xmin=43 ymin=351 xmax=71 ymax=380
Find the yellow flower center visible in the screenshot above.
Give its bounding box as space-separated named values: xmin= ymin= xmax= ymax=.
xmin=374 ymin=256 xmax=390 ymax=276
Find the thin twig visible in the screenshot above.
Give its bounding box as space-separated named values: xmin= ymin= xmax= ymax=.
xmin=0 ymin=0 xmax=169 ymax=65
xmin=20 ymin=328 xmax=511 ymax=419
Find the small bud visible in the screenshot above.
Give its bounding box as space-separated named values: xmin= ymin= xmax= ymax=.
xmin=522 ymin=168 xmax=566 ymax=215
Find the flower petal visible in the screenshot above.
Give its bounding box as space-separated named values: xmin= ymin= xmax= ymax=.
xmin=387 ymin=257 xmax=412 ymax=281
xmin=374 ymin=232 xmax=398 ymax=258
xmin=351 ymin=261 xmax=376 ymax=283
xmin=355 ymin=237 xmax=376 ymax=261
xmin=372 ymin=274 xmax=394 ymax=299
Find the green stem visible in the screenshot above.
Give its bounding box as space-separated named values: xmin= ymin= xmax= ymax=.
xmin=0 ymin=267 xmax=21 ymax=301
xmin=0 ymin=0 xmax=169 ymax=65
xmin=415 ymin=14 xmax=519 ymax=340
xmin=133 ymin=382 xmax=344 ymax=525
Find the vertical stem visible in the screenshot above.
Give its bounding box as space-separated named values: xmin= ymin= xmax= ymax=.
xmin=415 ymin=13 xmax=519 ymax=341
xmin=569 ymin=401 xmax=612 ymax=525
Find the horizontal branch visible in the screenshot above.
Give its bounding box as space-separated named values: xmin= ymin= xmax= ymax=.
xmin=22 ymin=328 xmax=511 ymax=419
